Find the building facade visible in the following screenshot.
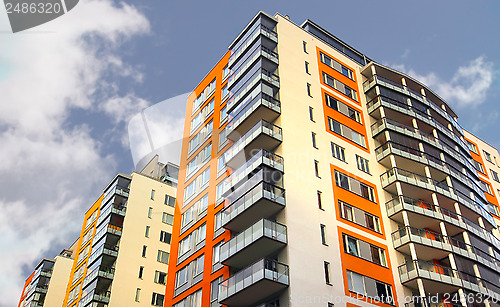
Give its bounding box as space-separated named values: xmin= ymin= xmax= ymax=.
xmin=61 ymin=157 xmax=178 ymax=307
xmin=165 ymin=11 xmax=500 ymax=307
xmin=18 ymin=247 xmax=76 ymax=307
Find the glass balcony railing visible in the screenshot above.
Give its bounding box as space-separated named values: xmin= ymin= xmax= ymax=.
xmin=223 ymin=149 xmax=283 ymax=195
xmin=229 ymin=45 xmax=279 ymax=90
xmin=222 ymin=180 xmax=285 ymax=232
xmin=218 ymin=259 xmax=289 ymax=306
xmin=224 ymin=120 xmax=282 ymax=165
xmin=375 ymin=141 xmax=484 ymax=198
xmin=398 ymin=260 xmax=500 ymax=300
xmin=219 ymin=219 xmax=287 ymax=269
xmin=227 ymin=68 xmax=280 ymax=113
xmin=229 ymin=22 xmax=277 ymax=68
xmin=96 ymin=203 xmax=126 ymax=228
xmin=93 ymin=224 xmax=122 ymax=245
xmin=87 ymin=243 xmax=119 ymax=266
xmin=82 ymin=266 xmax=115 ymax=290
xmin=101 ymin=185 xmax=129 ymax=208
xmin=226 ymin=92 xmax=280 ymax=139
xmin=380 ymin=167 xmax=453 ymax=197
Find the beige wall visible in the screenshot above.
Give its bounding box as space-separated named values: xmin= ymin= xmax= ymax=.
xmin=108 ymin=172 xmax=175 ymax=306
xmin=275 ymin=14 xmax=406 ymax=306
xmin=44 ymin=255 xmax=74 ymax=307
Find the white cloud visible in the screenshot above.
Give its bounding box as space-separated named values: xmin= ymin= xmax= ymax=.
xmin=390 ymin=56 xmax=494 ymax=108
xmin=0 ymin=1 xmax=151 ymax=306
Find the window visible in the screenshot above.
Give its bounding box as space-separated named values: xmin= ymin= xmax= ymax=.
xmin=85 ymin=210 xmax=98 ymax=229
xmin=220 ymin=105 xmax=227 ymax=124
xmin=195 ymin=223 xmax=207 ymax=244
xmin=473 ymin=160 xmax=485 ymax=174
xmin=328 ymin=117 xmax=366 ymax=147
xmin=322 ymin=72 xmax=358 ymax=101
xmin=214 ymin=210 xmax=223 ymax=237
xmin=211 ymin=276 xmax=223 ymax=303
xmin=320 ymin=52 xmax=354 ymax=80
xmin=160 ymin=231 xmax=171 ymax=244
xmin=165 ymin=195 xmax=175 ymax=207
xmin=305 ymin=61 xmax=310 ymax=74
xmin=314 ymin=160 xmax=320 ymax=178
xmin=175 ymin=266 xmax=188 ymax=288
xmin=484 ymin=151 xmax=493 ymax=163
xmin=187 ymin=143 xmax=212 ymax=178
xmin=138 ymin=266 xmax=144 ymax=279
xmin=307 ymin=83 xmax=312 ymax=97
xmin=312 ymin=132 xmax=318 ymax=148
xmin=216 ymin=181 xmax=225 ymax=203
xmin=151 ymin=293 xmax=164 ymax=306
xmin=324 ymin=261 xmax=331 ymax=285
xmin=142 ymin=245 xmax=147 ymax=257
xmin=217 ymin=155 xmax=226 ymax=174
xmin=346 ymin=271 xmax=394 ymax=304
xmin=331 ymin=142 xmax=346 ymax=162
xmin=343 ymin=234 xmax=386 ymax=266
xmin=184 ymin=167 xmax=211 ymax=204
xmin=148 ymin=207 xmax=153 ymax=218
xmin=303 ymin=41 xmax=308 ymax=53
xmin=157 ymin=250 xmax=169 ymax=264
xmin=150 ymin=189 xmax=155 ymax=200
xmin=135 ymin=288 xmax=141 ymax=302
xmin=223 ymin=65 xmax=229 ymax=79
xmin=219 ymin=129 xmax=228 ymax=149
xmin=335 ymin=171 xmax=375 ymax=202
xmin=145 ymin=226 xmax=150 ymax=238
xmin=309 ymin=106 xmax=314 ymax=122
xmin=193 ymin=254 xmax=205 ymax=277
xmin=339 ymin=200 xmax=380 ymax=232
xmin=325 ymin=93 xmax=361 ymax=123
xmin=317 ymin=191 xmax=323 ymax=210
xmin=162 ymin=213 xmax=174 ymax=225
xmin=212 ymin=242 xmax=222 ymax=265
xmin=222 ymin=85 xmax=228 ymax=100
xmin=491 ymin=170 xmax=499 ymax=182
xmin=356 ymin=155 xmax=370 ymax=174
xmin=466 ymin=140 xmax=478 ymax=154
xmin=154 ymin=271 xmax=167 ymax=285
xmin=320 ymin=224 xmax=327 ymax=245
xmin=479 ymin=180 xmax=492 ymax=194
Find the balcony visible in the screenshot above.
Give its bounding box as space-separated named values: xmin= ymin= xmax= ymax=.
xmin=222 ymin=180 xmax=285 ymax=232
xmin=93 ymin=224 xmax=122 ymax=245
xmin=224 ymin=120 xmax=282 ymax=170
xmin=87 ymin=244 xmax=119 ymax=266
xmin=375 ymin=142 xmax=484 ymax=198
xmin=386 ymin=195 xmax=498 ymax=249
xmin=80 ymin=289 xmax=111 ymax=307
xmin=96 ymin=204 xmax=126 ymax=228
xmin=101 ymin=185 xmax=129 ymax=208
xmin=218 ymin=259 xmax=289 ymax=307
xmin=398 ymin=260 xmax=500 ymax=300
xmin=220 ymin=219 xmax=287 ymax=269
xmin=229 ymin=22 xmax=277 ymax=68
xmin=226 ymin=92 xmax=280 ymax=141
xmin=82 ymin=266 xmax=115 ymax=290
xmin=223 ymin=149 xmax=283 ymax=196
xmin=380 ymin=168 xmax=454 ymax=200
xmin=228 ymin=45 xmax=279 ymax=90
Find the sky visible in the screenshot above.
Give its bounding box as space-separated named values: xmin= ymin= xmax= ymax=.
xmin=1 ymin=0 xmax=499 ymax=305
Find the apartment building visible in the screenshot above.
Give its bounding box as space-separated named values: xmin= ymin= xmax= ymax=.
xmin=60 ymin=156 xmax=178 ymax=307
xmin=18 ymin=247 xmax=76 ymax=307
xmin=165 ymin=11 xmax=500 ymax=307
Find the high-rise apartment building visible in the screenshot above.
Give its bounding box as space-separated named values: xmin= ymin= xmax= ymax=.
xmin=18 ymin=246 xmax=76 ymax=307
xmin=60 ymin=156 xmax=179 ymax=307
xmin=165 ymin=11 xmax=500 ymax=307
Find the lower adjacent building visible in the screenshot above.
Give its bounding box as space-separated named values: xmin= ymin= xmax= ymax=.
xmin=18 ymin=247 xmax=76 ymax=307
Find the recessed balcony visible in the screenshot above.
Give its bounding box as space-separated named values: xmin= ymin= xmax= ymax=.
xmin=220 ymin=219 xmax=287 ymax=269
xmin=229 ymin=23 xmax=277 ymax=68
xmin=226 ymin=92 xmax=280 ymax=141
xmin=222 ymin=180 xmax=285 ymax=233
xmin=224 ymin=120 xmax=282 ymax=170
xmin=218 ymin=259 xmax=289 ymax=307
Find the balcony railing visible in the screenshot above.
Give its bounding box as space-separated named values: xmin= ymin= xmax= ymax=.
xmin=398 ymin=260 xmax=500 ymax=300
xmin=87 ymin=243 xmax=119 ymax=266
xmin=93 ymin=224 xmax=122 ymax=245
xmin=220 ymin=219 xmax=287 ymax=269
xmin=380 ymin=167 xmax=453 ymax=197
xmin=223 ymin=149 xmax=283 ymax=195
xmin=222 ymin=180 xmax=285 ymax=232
xmin=229 ymin=45 xmax=279 ymax=90
xmin=101 ymin=185 xmax=129 ymax=208
xmin=218 ymin=259 xmax=289 ymax=306
xmin=229 ymin=23 xmax=277 ymax=68
xmin=224 ymin=120 xmax=282 ymax=166
xmin=376 ymin=141 xmax=484 ymax=197
xmin=96 ymin=203 xmax=126 ymax=227
xmin=226 ymin=92 xmax=280 ymax=140
xmin=82 ymin=266 xmax=115 ymax=289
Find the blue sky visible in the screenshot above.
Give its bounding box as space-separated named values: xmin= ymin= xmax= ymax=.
xmin=0 ymin=0 xmax=499 ymax=305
